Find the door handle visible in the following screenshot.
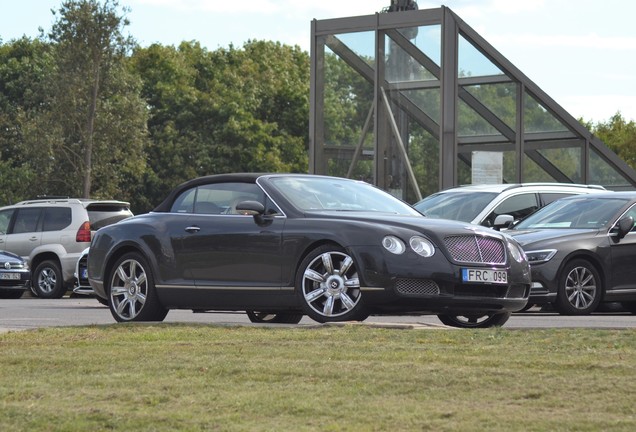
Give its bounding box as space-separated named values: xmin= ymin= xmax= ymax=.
xmin=185 ymin=226 xmax=201 ymax=233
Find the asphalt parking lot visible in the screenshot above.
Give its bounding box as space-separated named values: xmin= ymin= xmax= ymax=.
xmin=0 ymin=296 xmax=634 ymax=333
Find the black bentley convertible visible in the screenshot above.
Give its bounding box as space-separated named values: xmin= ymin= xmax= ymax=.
xmin=88 ymin=173 xmax=531 ymax=328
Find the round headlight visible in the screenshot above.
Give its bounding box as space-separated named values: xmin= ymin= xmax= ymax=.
xmin=409 ymin=236 xmax=435 ymax=257
xmin=382 ymin=235 xmax=406 ymax=255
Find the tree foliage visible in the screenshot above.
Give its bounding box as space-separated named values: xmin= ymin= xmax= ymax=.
xmin=585 ymin=112 xmax=636 ymax=168
xmin=47 ymin=0 xmax=148 ymax=199
xmin=130 ymin=40 xmax=310 ymax=208
xmin=0 ymin=3 xmax=310 ymax=212
xmin=2 ymin=1 xmax=635 ymax=212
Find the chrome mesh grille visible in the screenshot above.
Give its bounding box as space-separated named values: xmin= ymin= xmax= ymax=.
xmin=444 ymin=235 xmax=506 ymax=264
xmin=395 ymin=279 xmax=440 ymax=296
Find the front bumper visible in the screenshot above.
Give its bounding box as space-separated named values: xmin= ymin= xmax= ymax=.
xmin=351 ymin=245 xmax=531 ymax=314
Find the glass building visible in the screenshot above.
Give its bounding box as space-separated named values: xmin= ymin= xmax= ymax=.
xmin=309 ymin=6 xmax=636 ymax=202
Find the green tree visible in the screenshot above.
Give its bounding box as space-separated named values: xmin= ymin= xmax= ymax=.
xmin=586 ymin=112 xmax=636 ymax=170
xmin=46 ymin=0 xmax=148 ymax=200
xmin=0 ymin=37 xmax=52 ymax=204
xmin=131 ymin=40 xmax=310 ymax=209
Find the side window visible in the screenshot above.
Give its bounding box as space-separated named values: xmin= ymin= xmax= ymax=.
xmin=483 ymin=193 xmax=539 ymax=227
xmin=13 ymin=208 xmax=42 ymax=234
xmin=541 ymin=192 xmax=574 ymax=206
xmin=169 ymin=183 xmax=273 ymax=215
xmin=170 ymin=188 xmax=197 ymax=213
xmin=43 ymin=207 xmax=72 ymax=231
xmin=195 ymin=183 xmax=265 ymax=215
xmin=0 ymin=209 xmax=14 ymax=234
xmin=264 ymin=196 xmax=283 ymax=216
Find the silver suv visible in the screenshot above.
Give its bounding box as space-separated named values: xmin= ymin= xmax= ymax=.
xmin=413 ymin=183 xmax=607 ymax=228
xmin=0 ymin=198 xmax=132 ymax=298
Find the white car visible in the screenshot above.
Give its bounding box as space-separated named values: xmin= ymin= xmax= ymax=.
xmin=73 ymin=247 xmax=91 ymax=295
xmin=0 ymin=198 xmax=132 ymax=298
xmin=413 ymin=183 xmax=607 ymax=229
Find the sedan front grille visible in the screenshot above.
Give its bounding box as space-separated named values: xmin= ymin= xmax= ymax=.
xmin=444 ymin=235 xmax=506 ymax=265
xmin=0 ymin=261 xmax=25 ymax=269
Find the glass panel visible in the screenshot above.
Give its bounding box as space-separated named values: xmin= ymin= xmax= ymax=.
xmin=523 ymin=154 xmax=558 ymax=182
xmin=323 ymin=42 xmax=374 ymax=180
xmin=458 ymin=34 xmax=504 ymax=77
xmin=407 ymin=122 xmax=439 ymax=202
xmin=590 ymin=148 xmax=633 ymax=188
xmin=385 ymin=25 xmax=440 ymax=83
xmin=400 ymin=24 xmax=440 ymax=67
xmin=457 ymin=150 xmax=517 ymax=184
xmin=401 ymin=88 xmax=440 ymax=124
xmin=336 ymin=31 xmax=375 ymax=68
xmin=464 ymin=83 xmax=517 ymax=130
xmin=538 ymin=147 xmax=582 ymax=183
xmin=524 ymin=93 xmax=569 ymax=133
xmin=458 ymin=99 xmax=502 ymax=137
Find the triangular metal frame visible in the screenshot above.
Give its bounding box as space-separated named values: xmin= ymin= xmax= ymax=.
xmin=309 ymin=6 xmax=636 ymax=198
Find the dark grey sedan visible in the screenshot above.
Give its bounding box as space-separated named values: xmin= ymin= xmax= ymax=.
xmin=88 ymin=173 xmax=531 ymax=328
xmin=508 ymin=192 xmax=636 ymax=315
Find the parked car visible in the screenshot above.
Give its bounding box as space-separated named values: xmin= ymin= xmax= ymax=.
xmin=0 ymin=250 xmax=30 ymax=299
xmin=507 ymin=192 xmax=636 ymax=315
xmin=73 ymin=247 xmax=90 ymax=295
xmin=73 ymin=247 xmax=108 ymax=306
xmin=413 ymin=183 xmax=606 ymax=229
xmin=0 ymin=198 xmax=132 ymax=299
xmin=88 ymin=173 xmax=531 ymax=328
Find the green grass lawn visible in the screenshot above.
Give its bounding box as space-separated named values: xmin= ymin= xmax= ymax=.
xmin=1 ymin=324 xmax=634 ymax=431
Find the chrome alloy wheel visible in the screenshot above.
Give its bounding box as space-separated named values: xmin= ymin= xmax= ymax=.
xmin=564 ymin=265 xmax=597 ymax=311
xmin=301 ymin=250 xmax=362 ymax=319
xmin=37 ymin=267 xmax=57 ymax=295
xmin=110 ymin=258 xmax=148 ymax=321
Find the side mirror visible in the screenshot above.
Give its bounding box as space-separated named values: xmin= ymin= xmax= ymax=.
xmin=493 ymin=214 xmax=514 ymax=230
xmin=234 ymin=200 xmax=265 ymax=216
xmin=615 ymin=216 xmax=634 ymax=240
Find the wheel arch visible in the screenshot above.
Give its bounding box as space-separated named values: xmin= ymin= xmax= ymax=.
xmin=292 ymin=239 xmax=348 ymax=281
xmin=30 ymin=252 xmax=62 ymax=280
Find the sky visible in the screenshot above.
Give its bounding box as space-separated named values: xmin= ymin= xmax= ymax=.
xmin=1 ymin=0 xmax=635 ymax=123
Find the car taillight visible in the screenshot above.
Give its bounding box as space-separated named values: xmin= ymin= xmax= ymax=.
xmin=76 ymin=221 xmax=92 ymax=242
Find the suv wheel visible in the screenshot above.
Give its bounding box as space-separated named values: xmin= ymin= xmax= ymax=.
xmin=33 ymin=260 xmax=66 ymax=299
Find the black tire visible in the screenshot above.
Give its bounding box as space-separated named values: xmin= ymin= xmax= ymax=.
xmin=296 ymin=244 xmax=368 ymax=323
xmin=32 ymin=260 xmax=66 ymax=299
xmin=555 ymin=259 xmax=602 ymax=315
xmin=246 ymin=311 xmax=303 ymax=324
xmin=621 ymin=301 xmax=636 ymax=314
xmin=0 ymin=289 xmax=24 ymax=299
xmin=106 ymin=252 xmax=168 ymax=322
xmin=95 ymin=296 xmax=109 ymax=306
xmin=437 ymin=312 xmax=511 ymax=328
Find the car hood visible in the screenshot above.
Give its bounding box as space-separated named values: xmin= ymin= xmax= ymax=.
xmin=508 ymin=228 xmax=599 ymax=248
xmin=0 ymin=250 xmax=23 ymax=261
xmin=305 ymin=211 xmax=505 ymax=239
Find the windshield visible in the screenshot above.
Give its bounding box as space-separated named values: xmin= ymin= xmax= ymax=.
xmin=513 ymin=197 xmax=628 ymax=230
xmin=413 ymin=191 xmax=498 ymax=222
xmin=269 ymin=176 xmax=420 ymax=216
